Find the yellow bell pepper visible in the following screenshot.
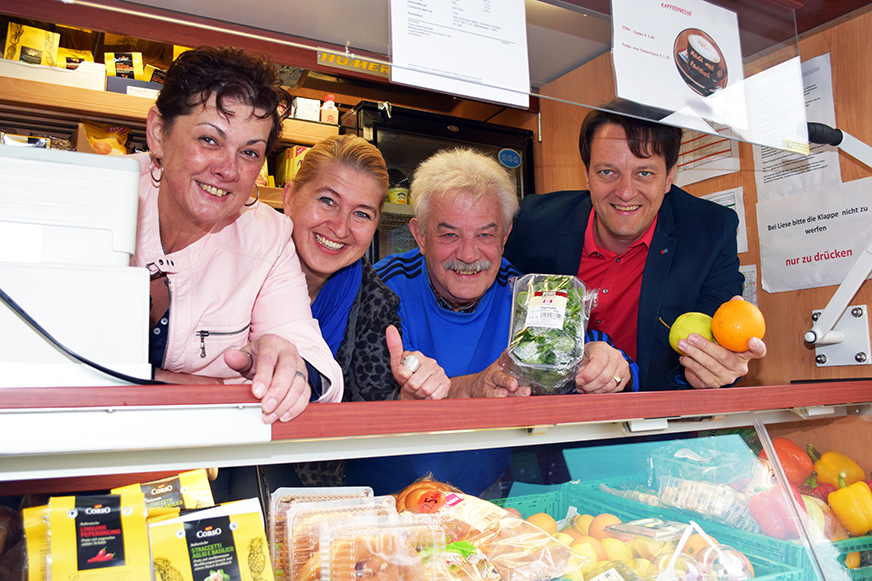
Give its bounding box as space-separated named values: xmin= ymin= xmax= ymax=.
xmin=828 ymin=481 xmax=872 ymax=537
xmin=809 ymin=446 xmax=865 ymax=487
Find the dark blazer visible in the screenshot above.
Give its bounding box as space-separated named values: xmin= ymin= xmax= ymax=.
xmin=504 ymin=186 xmax=744 ymax=390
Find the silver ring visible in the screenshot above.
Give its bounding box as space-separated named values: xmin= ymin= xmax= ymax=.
xmin=613 ymin=375 xmax=622 ymax=385
xmin=402 ymin=354 xmax=420 ymax=373
xmin=295 ymin=371 xmax=306 ymax=382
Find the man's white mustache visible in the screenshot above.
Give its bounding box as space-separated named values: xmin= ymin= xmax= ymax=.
xmin=442 ymin=259 xmax=491 ymax=273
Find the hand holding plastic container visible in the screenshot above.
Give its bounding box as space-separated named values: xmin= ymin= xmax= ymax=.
xmin=507 ymin=274 xmax=595 ymax=395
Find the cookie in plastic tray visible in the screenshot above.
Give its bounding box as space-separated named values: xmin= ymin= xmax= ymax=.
xmin=657 ymin=476 xmax=760 ymax=532
xmin=318 ymin=515 xmax=445 ymax=581
xmin=286 ymin=496 xmax=397 ymax=581
xmin=270 ymin=486 xmax=372 ymax=580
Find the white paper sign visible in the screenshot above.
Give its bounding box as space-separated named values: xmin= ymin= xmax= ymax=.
xmin=703 ymin=187 xmax=748 ymax=254
xmin=389 ymin=0 xmax=530 ymax=108
xmin=675 ymin=126 xmax=740 ymax=187
xmin=753 ymin=54 xmax=841 ymax=201
xmin=756 ymin=178 xmax=872 ymax=293
xmin=611 ymin=0 xmax=743 ymax=125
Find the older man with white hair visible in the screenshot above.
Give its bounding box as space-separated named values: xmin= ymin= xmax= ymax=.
xmin=344 ymin=148 xmax=636 ymax=496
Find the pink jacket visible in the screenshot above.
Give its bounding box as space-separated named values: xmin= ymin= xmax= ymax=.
xmin=131 ymin=153 xmax=342 ymax=401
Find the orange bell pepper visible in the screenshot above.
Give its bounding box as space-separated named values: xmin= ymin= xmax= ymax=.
xmin=808 ymin=445 xmax=865 ymax=487
xmin=828 ymin=481 xmax=872 ymax=537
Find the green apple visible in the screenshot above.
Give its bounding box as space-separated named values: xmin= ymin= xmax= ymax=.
xmin=668 ymin=312 xmax=714 ymax=354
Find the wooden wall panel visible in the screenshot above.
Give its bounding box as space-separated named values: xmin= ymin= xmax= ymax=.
xmin=537 ymin=9 xmax=872 ymax=387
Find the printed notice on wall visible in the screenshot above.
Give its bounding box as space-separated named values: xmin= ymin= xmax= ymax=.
xmin=703 ymin=187 xmax=748 ymax=254
xmin=753 ymin=54 xmax=841 ymax=201
xmin=611 ymin=0 xmax=743 ymax=124
xmin=675 ymin=124 xmax=740 ymax=187
xmin=756 ymin=177 xmax=872 ymax=292
xmin=389 ymin=0 xmax=530 ymax=108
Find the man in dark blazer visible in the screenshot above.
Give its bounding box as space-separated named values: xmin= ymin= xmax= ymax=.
xmin=504 ymin=101 xmax=767 ymax=390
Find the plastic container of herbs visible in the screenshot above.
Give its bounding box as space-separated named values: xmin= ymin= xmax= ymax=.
xmin=507 ymin=274 xmax=595 ymax=395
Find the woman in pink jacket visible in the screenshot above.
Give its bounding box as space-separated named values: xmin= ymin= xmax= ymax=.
xmin=132 ymin=46 xmax=342 ymax=423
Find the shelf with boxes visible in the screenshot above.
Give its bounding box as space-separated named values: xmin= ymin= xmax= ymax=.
xmin=0 ymin=76 xmax=340 ymax=205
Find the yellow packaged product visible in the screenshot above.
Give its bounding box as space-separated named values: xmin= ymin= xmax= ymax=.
xmin=57 ymin=47 xmax=94 ymax=70
xmin=256 ymin=160 xmax=270 ymax=187
xmin=145 ymin=63 xmax=167 ymax=83
xmin=48 ymin=492 xmax=150 ymax=581
xmin=174 ymin=46 xmax=193 ymax=61
xmin=79 ymin=120 xmax=130 ymax=156
xmin=275 ymin=146 xmax=310 ymax=187
xmin=4 ymin=23 xmax=60 ymax=66
xmin=148 ymin=497 xmax=273 ymax=581
xmin=105 ymin=52 xmax=146 ymax=80
xmin=111 ymin=468 xmax=215 ymax=519
xmin=1 ymin=134 xmax=50 ymax=148
xmin=23 ymin=505 xmax=49 ymax=581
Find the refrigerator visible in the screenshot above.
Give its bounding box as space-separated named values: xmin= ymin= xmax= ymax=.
xmin=341 ymin=101 xmax=534 ymax=261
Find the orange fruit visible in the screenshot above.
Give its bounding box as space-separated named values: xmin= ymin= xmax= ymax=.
xmin=588 ymin=513 xmax=622 ymax=540
xmin=681 ymin=533 xmax=717 ymax=557
xmin=525 ymin=512 xmax=558 ymax=535
xmin=711 ymin=299 xmax=766 ymax=352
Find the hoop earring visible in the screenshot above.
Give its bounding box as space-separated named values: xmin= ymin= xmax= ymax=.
xmin=245 ymin=184 xmax=260 ymax=207
xmin=150 ymin=157 xmax=164 ymax=187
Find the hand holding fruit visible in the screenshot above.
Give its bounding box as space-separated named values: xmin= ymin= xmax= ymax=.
xmin=667 ymin=297 xmax=767 ymax=389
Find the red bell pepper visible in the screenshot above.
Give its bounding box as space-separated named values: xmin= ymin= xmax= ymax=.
xmin=749 ymin=482 xmax=807 ymax=539
xmin=759 ymin=438 xmax=814 ymax=487
xmin=801 ymin=473 xmax=837 ymax=503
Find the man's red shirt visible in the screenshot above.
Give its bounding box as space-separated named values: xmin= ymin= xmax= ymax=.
xmin=577 ymin=210 xmax=657 ymax=360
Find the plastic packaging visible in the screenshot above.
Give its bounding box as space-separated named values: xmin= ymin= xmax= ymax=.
xmin=657 ymin=476 xmax=759 ymax=533
xmin=320 ymin=95 xmax=339 ymax=124
xmin=317 ymin=514 xmax=445 ymax=581
xmin=284 ymin=496 xmax=397 ymax=581
xmin=507 ymin=274 xmax=594 ymax=394
xmin=269 ymin=487 xmax=372 ymax=580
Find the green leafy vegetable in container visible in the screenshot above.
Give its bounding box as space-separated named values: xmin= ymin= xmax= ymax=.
xmin=507 ymin=274 xmax=593 ymax=394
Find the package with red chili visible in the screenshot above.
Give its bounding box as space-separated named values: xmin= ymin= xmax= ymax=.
xmin=111 ymin=468 xmax=215 ymax=519
xmin=317 ymin=514 xmax=445 ymax=581
xmin=47 ymin=492 xmax=150 ymax=581
xmin=284 ymin=496 xmax=396 ymax=581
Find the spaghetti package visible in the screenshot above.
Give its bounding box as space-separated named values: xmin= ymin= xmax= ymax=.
xmin=111 ymin=469 xmax=215 ymax=519
xmin=4 ymin=23 xmax=60 ymax=66
xmin=47 ymin=492 xmax=151 ymax=581
xmin=148 ymin=498 xmax=273 ymax=581
xmin=22 ymin=505 xmax=49 ymax=581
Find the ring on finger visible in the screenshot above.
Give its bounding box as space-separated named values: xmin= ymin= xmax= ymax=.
xmin=295 ymin=371 xmax=307 ymax=383
xmin=402 ymin=354 xmax=421 ymax=373
xmin=613 ymin=375 xmax=622 ymax=385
